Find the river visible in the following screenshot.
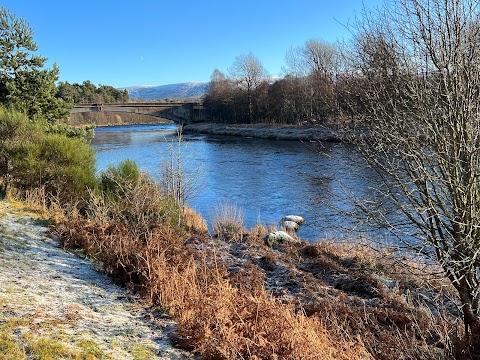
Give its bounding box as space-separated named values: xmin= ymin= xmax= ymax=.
xmin=91 ymin=123 xmax=385 ymax=241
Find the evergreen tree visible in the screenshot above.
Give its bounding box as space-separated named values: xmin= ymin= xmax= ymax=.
xmin=56 ymin=81 xmax=130 ymax=104
xmin=0 ymin=6 xmax=70 ymax=123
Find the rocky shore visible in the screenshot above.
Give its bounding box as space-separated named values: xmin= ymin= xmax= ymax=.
xmin=183 ymin=123 xmax=343 ymax=142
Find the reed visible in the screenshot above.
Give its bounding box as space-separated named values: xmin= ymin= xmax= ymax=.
xmin=210 ymin=201 xmax=245 ymax=242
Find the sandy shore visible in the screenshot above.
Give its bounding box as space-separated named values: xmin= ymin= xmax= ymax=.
xmin=183 ymin=123 xmax=343 ymax=141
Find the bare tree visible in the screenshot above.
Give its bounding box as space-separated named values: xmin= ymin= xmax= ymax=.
xmin=303 ymin=39 xmax=341 ymax=80
xmin=284 ymin=40 xmax=342 ymax=120
xmin=160 ymin=126 xmax=204 ymax=225
xmin=284 ymin=45 xmax=308 ymax=78
xmin=204 ymin=69 xmax=235 ymax=122
xmin=284 ymin=40 xmax=341 ymax=78
xmin=229 ymin=53 xmax=267 ymax=122
xmin=347 ymin=0 xmax=480 ymax=348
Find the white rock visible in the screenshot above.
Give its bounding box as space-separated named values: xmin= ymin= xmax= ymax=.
xmin=281 ymin=220 xmax=300 ymax=236
xmin=263 ymin=231 xmax=300 ymax=247
xmin=281 ymin=215 xmax=305 ymax=225
xmin=281 ymin=220 xmax=299 ymax=231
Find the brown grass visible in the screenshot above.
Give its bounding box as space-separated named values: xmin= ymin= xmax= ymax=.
xmin=182 ymin=206 xmax=208 ymax=233
xmin=210 ymin=201 xmax=245 ymax=242
xmin=56 ymin=210 xmax=465 ymax=359
xmin=249 ymin=223 xmax=277 ymax=242
xmin=173 ymin=273 xmax=370 ymax=360
xmin=295 ymin=240 xmax=459 ymax=359
xmin=56 ymin=218 xmax=371 ymax=359
xmin=38 ymin=180 xmax=466 ymax=359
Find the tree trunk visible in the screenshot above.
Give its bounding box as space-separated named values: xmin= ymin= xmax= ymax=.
xmin=457 ymin=281 xmax=480 ymax=357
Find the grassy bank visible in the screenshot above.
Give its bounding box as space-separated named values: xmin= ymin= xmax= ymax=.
xmin=46 ymin=172 xmax=464 ymax=359
xmin=0 ymin=200 xmax=191 ymax=360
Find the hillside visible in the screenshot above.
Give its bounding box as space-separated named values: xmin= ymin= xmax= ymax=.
xmin=121 ymin=82 xmax=208 ymax=101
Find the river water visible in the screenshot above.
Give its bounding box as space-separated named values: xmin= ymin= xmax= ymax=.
xmin=91 ymin=123 xmax=384 ymax=241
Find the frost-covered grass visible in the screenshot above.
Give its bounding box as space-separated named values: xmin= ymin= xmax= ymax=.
xmin=0 ymin=201 xmax=191 ymax=360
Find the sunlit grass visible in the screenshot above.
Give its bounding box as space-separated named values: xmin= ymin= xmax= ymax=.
xmin=75 ymin=338 xmax=105 ymax=359
xmin=0 ymin=309 xmax=106 ymax=360
xmin=0 ymin=328 xmax=26 ymax=360
xmin=23 ymin=335 xmax=70 ymax=360
xmin=210 ymin=201 xmax=245 ymax=241
xmin=128 ymin=343 xmax=158 ymax=360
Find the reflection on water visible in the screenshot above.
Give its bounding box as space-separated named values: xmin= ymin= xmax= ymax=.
xmin=92 ymin=123 xmax=385 ymax=241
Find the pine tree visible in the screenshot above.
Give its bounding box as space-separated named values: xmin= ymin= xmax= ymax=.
xmin=0 ymin=6 xmax=70 ymax=123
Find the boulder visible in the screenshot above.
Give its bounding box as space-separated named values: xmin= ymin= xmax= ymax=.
xmin=263 ymin=231 xmax=300 ymax=247
xmin=280 ymin=215 xmax=305 ymax=225
xmin=281 ymin=220 xmax=300 ymax=236
xmin=282 ymin=220 xmax=299 ymax=231
xmin=280 ymin=215 xmax=305 ymax=236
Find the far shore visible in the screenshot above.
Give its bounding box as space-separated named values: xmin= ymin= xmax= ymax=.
xmin=90 ymin=120 xmax=172 ymax=128
xmin=183 ymin=122 xmax=344 ymax=142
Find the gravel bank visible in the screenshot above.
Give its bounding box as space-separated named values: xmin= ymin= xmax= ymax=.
xmin=183 ymin=123 xmax=343 ymax=141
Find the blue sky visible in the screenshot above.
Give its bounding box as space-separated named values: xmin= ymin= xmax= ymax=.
xmin=3 ymin=0 xmax=383 ymax=88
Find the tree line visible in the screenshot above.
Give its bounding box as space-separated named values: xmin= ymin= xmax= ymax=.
xmin=204 ymin=41 xmax=363 ymax=126
xmin=203 ymin=34 xmax=411 ymax=127
xmin=56 ymin=81 xmax=130 ymax=104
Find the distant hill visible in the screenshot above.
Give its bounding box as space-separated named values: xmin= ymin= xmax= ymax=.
xmin=121 ymin=82 xmax=209 ymax=101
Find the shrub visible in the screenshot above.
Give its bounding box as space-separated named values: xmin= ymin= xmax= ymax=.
xmin=97 ymin=160 xmax=208 ymax=236
xmin=0 ymin=106 xmax=97 ymax=206
xmin=100 ymin=158 xmax=141 ymax=199
xmin=96 ymin=160 xmax=186 ymax=238
xmin=0 ymin=107 xmax=41 ymax=191
xmin=8 ymin=133 xmax=97 ymax=205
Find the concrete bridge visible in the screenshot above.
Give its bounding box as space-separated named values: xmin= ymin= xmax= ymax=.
xmin=70 ymin=102 xmax=206 ymax=124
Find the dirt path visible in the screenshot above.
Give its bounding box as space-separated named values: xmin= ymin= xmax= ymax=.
xmin=0 ymin=201 xmax=193 ymax=359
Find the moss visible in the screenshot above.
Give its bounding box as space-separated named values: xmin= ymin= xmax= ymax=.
xmin=32 ymin=219 xmax=50 ymax=227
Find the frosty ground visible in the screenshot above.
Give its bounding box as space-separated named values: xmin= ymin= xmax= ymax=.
xmin=0 ymin=201 xmax=193 ymax=359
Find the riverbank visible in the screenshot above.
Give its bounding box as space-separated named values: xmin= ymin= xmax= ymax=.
xmin=55 ymin=198 xmax=457 ymax=359
xmin=0 ymin=201 xmax=193 ymax=359
xmin=0 ymin=188 xmax=462 ymax=358
xmin=67 ymin=112 xmax=172 ymax=127
xmin=183 ymin=122 xmax=344 ymax=141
